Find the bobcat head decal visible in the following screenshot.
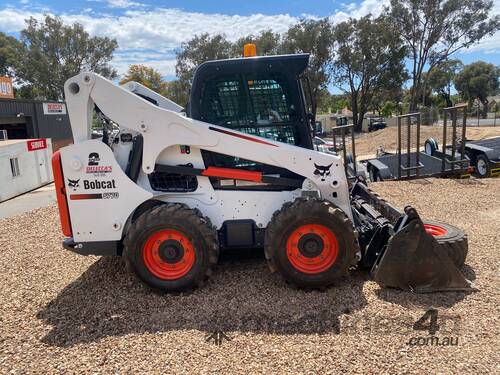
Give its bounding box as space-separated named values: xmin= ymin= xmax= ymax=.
xmin=67 ymin=178 xmax=80 ymax=191
xmin=314 ymin=163 xmax=333 ymax=181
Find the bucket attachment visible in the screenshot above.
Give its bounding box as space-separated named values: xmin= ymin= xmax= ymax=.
xmin=371 ymin=206 xmax=473 ymax=293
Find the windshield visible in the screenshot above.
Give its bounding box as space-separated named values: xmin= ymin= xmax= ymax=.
xmin=200 ymin=73 xmax=299 ymax=145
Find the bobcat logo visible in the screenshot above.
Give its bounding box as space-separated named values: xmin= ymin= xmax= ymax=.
xmin=314 ymin=163 xmax=333 ymax=181
xmin=67 ymin=178 xmax=80 ymax=191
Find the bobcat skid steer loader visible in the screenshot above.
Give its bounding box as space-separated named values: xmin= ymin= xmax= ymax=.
xmin=52 ymin=50 xmax=471 ymax=293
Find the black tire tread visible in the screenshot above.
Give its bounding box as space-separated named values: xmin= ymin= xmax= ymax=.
xmin=424 ymin=219 xmax=468 ymax=268
xmin=123 ymin=203 xmax=218 ymax=292
xmin=264 ymin=197 xmax=359 ymax=289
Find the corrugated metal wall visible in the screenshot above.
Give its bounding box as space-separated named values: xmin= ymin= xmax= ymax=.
xmin=0 ymin=99 xmax=73 ymax=143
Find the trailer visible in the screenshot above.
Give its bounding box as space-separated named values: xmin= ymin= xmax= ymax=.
xmin=329 ymin=124 xmax=366 ymax=180
xmin=465 ymin=137 xmax=500 ymax=178
xmin=426 ymin=135 xmax=500 ymax=178
xmin=364 ymin=105 xmax=471 ymax=181
xmin=0 ymin=138 xmax=53 ymax=202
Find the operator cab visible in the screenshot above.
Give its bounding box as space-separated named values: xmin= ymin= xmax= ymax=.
xmin=188 ymin=53 xmax=313 ymax=149
xmin=187 ymin=48 xmax=314 ymax=188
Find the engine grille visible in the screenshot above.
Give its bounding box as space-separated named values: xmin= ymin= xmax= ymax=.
xmin=148 ymin=171 xmax=198 ymax=192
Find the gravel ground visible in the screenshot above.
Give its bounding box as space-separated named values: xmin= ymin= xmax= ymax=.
xmin=0 ymin=178 xmax=499 ymax=373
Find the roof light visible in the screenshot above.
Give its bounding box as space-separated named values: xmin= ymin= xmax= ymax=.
xmin=243 ymin=43 xmax=257 ymax=57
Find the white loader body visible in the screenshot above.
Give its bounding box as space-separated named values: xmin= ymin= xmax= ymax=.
xmin=59 ymin=72 xmax=351 ymax=244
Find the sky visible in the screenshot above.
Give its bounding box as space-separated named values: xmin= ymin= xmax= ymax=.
xmin=0 ymin=0 xmax=499 ymax=88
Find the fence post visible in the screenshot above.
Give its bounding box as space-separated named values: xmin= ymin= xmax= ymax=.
xmin=495 ymin=103 xmax=497 ymax=127
xmin=477 ymin=101 xmax=480 ymax=127
xmin=397 ymin=116 xmax=402 ymax=180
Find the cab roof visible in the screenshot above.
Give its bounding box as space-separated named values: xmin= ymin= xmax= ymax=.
xmin=192 ymin=53 xmax=310 ymax=88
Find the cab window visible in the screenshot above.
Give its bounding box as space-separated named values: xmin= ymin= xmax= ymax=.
xmin=200 ymin=73 xmax=298 ymax=145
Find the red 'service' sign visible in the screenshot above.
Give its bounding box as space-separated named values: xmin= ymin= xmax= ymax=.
xmin=27 ymin=138 xmax=47 ymax=151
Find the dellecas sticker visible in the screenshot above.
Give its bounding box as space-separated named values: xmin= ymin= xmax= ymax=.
xmin=86 ymin=152 xmax=112 ymax=174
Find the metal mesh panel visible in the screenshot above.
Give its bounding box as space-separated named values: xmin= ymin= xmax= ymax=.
xmin=440 ymin=105 xmax=468 ymax=171
xmin=200 ymin=74 xmax=297 ymax=145
xmin=399 ymin=115 xmax=420 ymax=167
xmin=248 ymin=78 xmax=290 ymax=123
xmin=148 ymin=171 xmax=198 ymax=192
xmin=397 ymin=113 xmax=421 ymax=178
xmin=201 ymin=78 xmax=250 ymax=127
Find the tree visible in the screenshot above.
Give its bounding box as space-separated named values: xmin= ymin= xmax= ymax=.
xmin=119 ymin=65 xmax=165 ymax=93
xmin=454 ymin=61 xmax=500 ymax=117
xmin=13 ymin=15 xmax=118 ymax=100
xmin=232 ymin=30 xmax=282 ymax=57
xmin=331 ymin=16 xmax=407 ymax=132
xmin=175 ymin=33 xmax=233 ymax=96
xmin=164 ymin=79 xmax=189 ymax=107
xmin=0 ymin=32 xmax=21 ymax=77
xmin=317 ymin=92 xmax=350 ymax=114
xmin=281 ymin=19 xmax=334 ymax=118
xmin=386 ymin=0 xmax=500 ymax=111
xmin=426 ymin=59 xmax=463 ymax=107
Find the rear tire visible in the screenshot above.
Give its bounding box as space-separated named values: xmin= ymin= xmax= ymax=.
xmin=264 ymin=198 xmax=359 ymax=289
xmin=424 ymin=138 xmax=438 ymax=156
xmin=123 ymin=203 xmax=218 ymax=292
xmin=423 ymin=220 xmax=467 ymax=268
xmin=474 ymin=154 xmax=491 ymax=178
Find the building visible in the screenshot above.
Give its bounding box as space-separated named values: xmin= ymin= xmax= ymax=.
xmin=0 ymin=139 xmax=53 ymax=202
xmin=317 ymin=107 xmax=354 ymax=133
xmin=0 ymin=77 xmax=73 ymax=201
xmin=0 ymin=98 xmax=73 ymax=152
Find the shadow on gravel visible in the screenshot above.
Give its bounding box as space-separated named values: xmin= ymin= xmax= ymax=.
xmin=374 ymin=263 xmax=476 ymax=309
xmin=37 ymin=250 xmax=368 ymax=347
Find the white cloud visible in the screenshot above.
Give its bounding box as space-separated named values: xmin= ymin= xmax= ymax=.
xmin=461 ymin=0 xmax=500 ymax=54
xmin=330 ymin=0 xmax=389 ymax=23
xmin=106 ymin=0 xmax=144 ymax=9
xmin=0 ymin=0 xmax=497 ymax=77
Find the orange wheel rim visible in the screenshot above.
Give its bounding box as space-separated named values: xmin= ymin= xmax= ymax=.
xmin=424 ymin=224 xmax=448 ymax=237
xmin=286 ymin=224 xmax=339 ymax=274
xmin=142 ymin=229 xmax=195 ymax=280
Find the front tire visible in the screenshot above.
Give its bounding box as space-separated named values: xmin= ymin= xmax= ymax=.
xmin=264 ymin=198 xmax=359 ymax=289
xmin=423 ymin=220 xmax=468 ymax=268
xmin=123 ymin=203 xmax=218 ymax=292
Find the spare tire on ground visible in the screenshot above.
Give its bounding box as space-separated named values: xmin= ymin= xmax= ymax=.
xmin=423 ymin=220 xmax=468 ymax=268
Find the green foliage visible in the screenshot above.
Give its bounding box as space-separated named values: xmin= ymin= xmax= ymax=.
xmin=163 ymin=80 xmax=189 ymax=107
xmin=380 ymin=101 xmax=399 ymax=117
xmin=119 ymin=64 xmax=189 ymax=107
xmin=281 ymin=19 xmax=334 ymax=116
xmin=232 ymin=30 xmax=282 ymax=57
xmin=426 ymin=59 xmax=463 ymax=107
xmin=175 ymin=33 xmax=233 ymax=95
xmin=317 ymin=92 xmax=349 ymax=114
xmin=386 ymin=0 xmax=500 ymax=110
xmin=454 ymin=61 xmax=500 ymax=117
xmin=119 ymin=65 xmax=165 ymax=93
xmin=0 ymin=32 xmax=21 ymax=77
xmin=13 ymin=15 xmax=117 ymax=100
xmin=331 ymin=15 xmax=407 ymax=131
